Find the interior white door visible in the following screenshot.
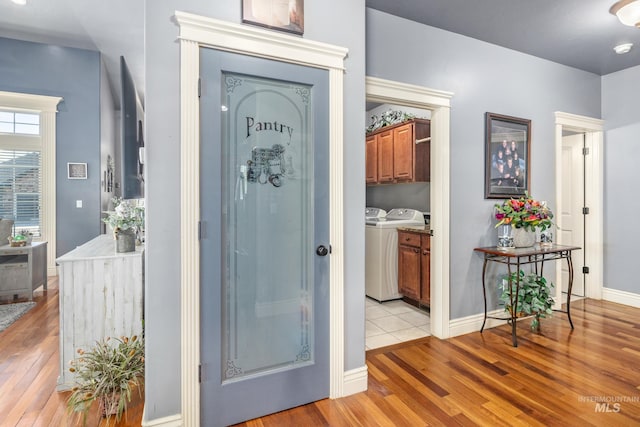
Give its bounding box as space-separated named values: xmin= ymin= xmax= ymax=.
xmin=561 ymin=133 xmax=585 ymax=297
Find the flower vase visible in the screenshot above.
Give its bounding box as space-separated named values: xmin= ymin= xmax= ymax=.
xmin=513 ymin=227 xmax=536 ymax=248
xmin=496 ymin=224 xmax=514 ymax=250
xmin=115 ymin=228 xmax=136 ymax=253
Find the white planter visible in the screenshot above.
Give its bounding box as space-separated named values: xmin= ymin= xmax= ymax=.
xmin=513 ymin=227 xmax=536 ymax=248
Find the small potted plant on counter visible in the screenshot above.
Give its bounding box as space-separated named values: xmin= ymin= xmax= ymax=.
xmin=18 ymin=229 xmax=33 ymax=245
xmin=102 ymin=198 xmax=145 ymax=253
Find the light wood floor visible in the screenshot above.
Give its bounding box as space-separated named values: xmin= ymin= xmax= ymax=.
xmin=235 ymin=298 xmax=640 ymax=426
xmin=2 ymin=278 xmax=640 ymax=426
xmin=0 ymin=277 xmax=143 ymax=427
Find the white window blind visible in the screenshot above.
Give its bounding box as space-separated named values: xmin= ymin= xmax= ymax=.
xmin=0 ymin=149 xmax=41 ymax=236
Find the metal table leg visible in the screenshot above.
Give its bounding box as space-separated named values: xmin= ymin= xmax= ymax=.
xmin=480 ymin=258 xmax=488 ymax=332
xmin=510 ymin=260 xmax=520 ymax=347
xmin=566 ymin=252 xmax=575 ymax=329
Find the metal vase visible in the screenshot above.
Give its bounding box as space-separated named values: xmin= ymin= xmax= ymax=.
xmin=115 ymin=228 xmax=136 ymax=253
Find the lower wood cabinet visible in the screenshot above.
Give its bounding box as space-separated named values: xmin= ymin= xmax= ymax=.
xmin=397 ymin=230 xmax=430 ymax=307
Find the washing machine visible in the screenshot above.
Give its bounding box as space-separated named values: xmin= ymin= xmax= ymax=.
xmin=365 ymin=207 xmax=387 ymax=222
xmin=365 ymin=208 xmax=425 ymax=302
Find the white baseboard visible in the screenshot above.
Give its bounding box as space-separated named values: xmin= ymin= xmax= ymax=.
xmin=141 ymin=409 xmax=183 ymax=427
xmin=448 ymin=308 xmax=508 ymax=337
xmin=602 ymin=287 xmax=640 ymax=308
xmin=342 ymin=365 xmax=368 ymax=397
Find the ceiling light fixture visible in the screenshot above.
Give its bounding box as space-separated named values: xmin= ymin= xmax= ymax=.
xmin=610 ymin=0 xmax=640 ymax=27
xmin=614 ymin=42 xmax=633 ymax=53
xmin=11 ymin=0 xmax=27 ymax=5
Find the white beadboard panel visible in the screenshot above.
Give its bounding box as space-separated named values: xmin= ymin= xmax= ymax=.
xmin=56 ymin=235 xmax=144 ymax=390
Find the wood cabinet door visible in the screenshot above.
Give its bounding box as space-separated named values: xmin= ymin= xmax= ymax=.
xmin=393 ymin=123 xmax=414 ymax=181
xmin=365 ymin=134 xmax=378 ymax=184
xmin=420 ymin=235 xmax=430 ymax=306
xmin=377 ymin=130 xmax=394 ymax=182
xmin=398 ymin=244 xmax=421 ymax=300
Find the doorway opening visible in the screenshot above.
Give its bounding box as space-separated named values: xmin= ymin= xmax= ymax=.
xmin=554 ymin=112 xmax=604 ymax=306
xmin=365 ymin=76 xmax=453 ymax=343
xmin=364 ymin=103 xmax=432 ymax=349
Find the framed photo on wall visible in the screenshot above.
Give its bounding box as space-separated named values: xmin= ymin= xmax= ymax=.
xmin=67 ymin=162 xmax=88 ymax=180
xmin=242 ymin=0 xmax=304 ymax=35
xmin=484 ymin=112 xmax=531 ymax=199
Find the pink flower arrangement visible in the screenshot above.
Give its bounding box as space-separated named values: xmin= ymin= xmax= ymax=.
xmin=494 ymin=194 xmax=553 ymax=232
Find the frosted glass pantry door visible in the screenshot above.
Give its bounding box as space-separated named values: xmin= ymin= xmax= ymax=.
xmin=199 ymin=47 xmax=330 ymax=426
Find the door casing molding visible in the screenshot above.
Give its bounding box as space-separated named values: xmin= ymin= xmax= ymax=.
xmin=366 ymin=77 xmax=453 ymax=339
xmin=175 ymin=11 xmax=348 ymax=426
xmin=554 ymin=112 xmax=604 ymax=303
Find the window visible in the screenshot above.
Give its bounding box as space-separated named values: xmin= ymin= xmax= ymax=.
xmin=0 ymin=109 xmax=42 ymax=237
xmin=0 ymin=149 xmax=42 ymax=236
xmin=0 ymin=91 xmax=61 ymax=276
xmin=0 ymin=111 xmax=40 ymax=135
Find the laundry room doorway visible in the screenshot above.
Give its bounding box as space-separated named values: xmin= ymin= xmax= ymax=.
xmin=365 ymin=76 xmax=453 ymax=343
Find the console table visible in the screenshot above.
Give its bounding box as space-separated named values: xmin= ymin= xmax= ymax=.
xmin=473 ymin=244 xmax=581 ymax=347
xmin=55 ymin=235 xmax=144 ymax=389
xmin=0 ymin=242 xmax=47 ymax=301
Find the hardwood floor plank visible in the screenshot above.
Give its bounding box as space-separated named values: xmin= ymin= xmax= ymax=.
xmin=2 ymin=281 xmax=640 ymax=426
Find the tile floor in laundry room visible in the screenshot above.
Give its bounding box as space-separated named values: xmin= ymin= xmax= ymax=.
xmin=365 ymin=297 xmax=431 ymax=350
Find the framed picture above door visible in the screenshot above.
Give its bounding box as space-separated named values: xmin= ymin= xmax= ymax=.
xmin=242 ymin=0 xmax=304 ymax=35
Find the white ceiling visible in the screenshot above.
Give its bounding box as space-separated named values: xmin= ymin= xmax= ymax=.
xmin=0 ymin=0 xmax=144 ymax=108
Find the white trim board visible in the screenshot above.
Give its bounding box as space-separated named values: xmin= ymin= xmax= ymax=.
xmin=175 ymin=11 xmax=349 ymax=426
xmin=366 ymin=76 xmax=453 ymax=340
xmin=448 ymin=309 xmax=508 ymax=338
xmin=141 ymin=410 xmax=183 ymax=427
xmin=343 ymin=366 xmax=369 ymax=397
xmin=554 ymin=112 xmax=604 ymax=306
xmin=602 ymin=288 xmax=640 ymax=309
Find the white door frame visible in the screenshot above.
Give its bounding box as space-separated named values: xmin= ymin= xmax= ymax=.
xmin=366 ymin=77 xmax=453 ymax=339
xmin=554 ymin=112 xmax=604 ymax=304
xmin=175 ymin=12 xmax=348 ymax=426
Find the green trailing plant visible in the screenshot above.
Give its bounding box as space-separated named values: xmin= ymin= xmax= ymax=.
xmin=499 ymin=270 xmax=555 ymax=331
xmin=67 ymin=335 xmax=145 ymax=425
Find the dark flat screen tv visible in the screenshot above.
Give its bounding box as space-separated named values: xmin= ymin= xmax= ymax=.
xmin=120 ymin=56 xmax=144 ymax=199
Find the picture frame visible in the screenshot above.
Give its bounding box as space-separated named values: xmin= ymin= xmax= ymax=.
xmin=484 ymin=112 xmax=531 ymax=199
xmin=242 ymin=0 xmax=304 ymax=35
xmin=67 ymin=162 xmax=88 ymax=180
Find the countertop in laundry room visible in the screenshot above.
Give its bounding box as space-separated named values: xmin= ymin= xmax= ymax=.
xmin=396 ymin=225 xmax=431 ymax=235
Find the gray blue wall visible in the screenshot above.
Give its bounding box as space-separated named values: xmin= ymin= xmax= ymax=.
xmin=602 ymin=65 xmax=640 ymax=293
xmin=144 ymin=1 xmax=366 ymax=421
xmin=0 ymin=37 xmax=104 ymax=256
xmin=366 ymin=9 xmax=602 ymax=318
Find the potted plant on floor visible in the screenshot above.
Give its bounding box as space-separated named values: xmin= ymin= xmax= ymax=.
xmin=67 ymin=335 xmax=145 ymax=424
xmin=499 ymin=269 xmax=555 ymax=331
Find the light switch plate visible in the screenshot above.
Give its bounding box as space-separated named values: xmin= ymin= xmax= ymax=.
xmin=76 ymin=200 xmax=82 ymax=208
